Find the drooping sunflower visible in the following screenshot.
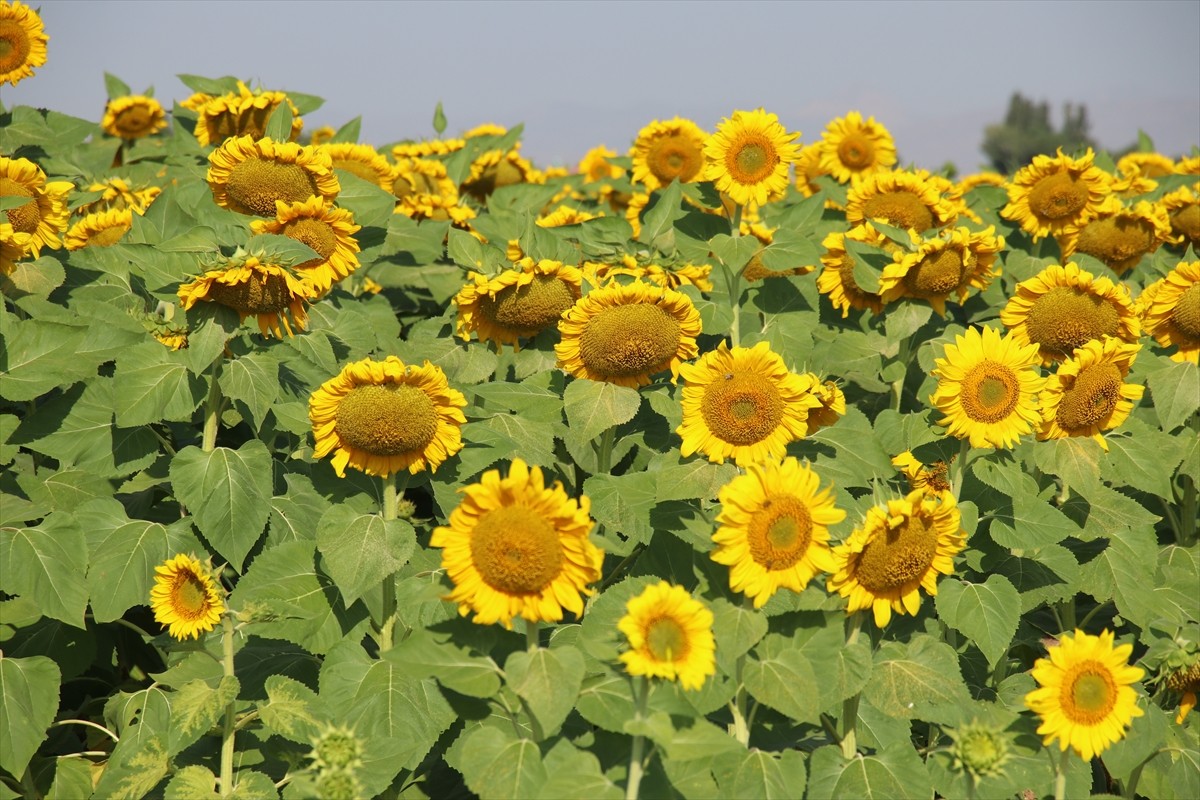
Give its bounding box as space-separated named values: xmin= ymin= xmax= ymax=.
xmin=461 ymin=148 xmax=537 ymax=201
xmin=578 ymin=145 xmax=624 ymax=183
xmin=556 ymin=280 xmax=701 ymax=388
xmin=845 ymin=169 xmax=962 ymax=233
xmin=999 ymin=262 xmax=1140 ymax=364
xmin=1166 ymin=659 xmax=1200 ymax=725
xmin=1158 ymin=184 xmax=1200 ymax=248
xmin=1024 ymin=629 xmax=1145 ymax=760
xmin=76 ymin=177 xmax=160 ymax=216
xmin=0 ymin=155 xmax=72 ymax=257
xmin=149 ymin=554 xmax=225 ymax=640
xmin=319 ymin=142 xmax=394 ymax=190
xmin=891 ymin=451 xmax=953 ymax=497
xmin=1001 ymin=149 xmax=1112 ymax=240
xmin=629 ymin=117 xmax=708 ymax=191
xmin=827 ymin=489 xmax=966 ymax=628
xmin=0 ymin=221 xmax=33 ymax=275
xmin=309 ymin=356 xmax=467 ymax=478
xmin=207 ymin=136 xmax=340 ymax=217
xmin=817 ymin=222 xmax=899 ymax=317
xmin=677 ymin=340 xmax=822 ymax=466
xmin=618 ymin=581 xmax=716 ymax=691
xmin=429 ymin=458 xmax=603 ymax=629
xmin=537 ymin=204 xmax=602 ymax=227
xmin=0 ymin=0 xmax=47 ymax=86
xmin=1116 ymin=152 xmax=1176 ymax=179
xmin=1056 ymin=197 xmax=1171 ymax=275
xmin=929 ymin=325 xmax=1046 ymax=449
xmin=391 ymin=157 xmax=475 ymax=224
xmin=703 ymin=109 xmax=800 ymax=210
xmin=178 ymin=254 xmax=314 ymax=338
xmin=878 ymin=225 xmax=1004 ymax=315
xmin=1110 ymin=164 xmax=1158 ymax=198
xmin=817 ymin=111 xmax=897 ymax=184
xmin=250 ymin=196 xmax=361 ymax=295
xmin=804 ymin=378 xmax=846 ymax=435
xmin=193 ymin=82 xmax=303 ymax=147
xmin=178 ymin=91 xmax=214 ymax=114
xmin=711 ymin=458 xmax=844 ymax=608
xmin=64 ymin=207 xmax=134 ymax=250
xmin=102 ymin=95 xmax=167 ymax=140
xmin=1139 ymin=260 xmax=1200 ymax=363
xmin=1037 ymin=337 xmax=1143 ymax=450
xmin=454 ymin=258 xmax=583 ymax=351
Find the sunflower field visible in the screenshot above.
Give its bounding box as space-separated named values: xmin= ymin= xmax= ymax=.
xmin=2 ymin=4 xmax=1200 ymax=799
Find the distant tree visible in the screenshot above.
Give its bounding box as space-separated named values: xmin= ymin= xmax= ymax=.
xmin=981 ymin=93 xmax=1097 ymax=174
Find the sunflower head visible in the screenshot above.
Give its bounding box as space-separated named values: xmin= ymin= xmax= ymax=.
xmin=64 ymin=207 xmax=135 ymax=250
xmin=321 ymin=142 xmax=394 ymax=190
xmin=207 ymin=136 xmax=340 ymax=217
xmin=703 ymin=109 xmax=800 ymax=210
xmin=1 ymin=155 xmax=72 ymax=257
xmin=618 ymin=581 xmax=716 ymax=691
xmin=1164 ymin=657 xmax=1200 ymax=724
xmin=1139 ymin=260 xmax=1200 ymax=363
xmin=892 ymin=451 xmax=953 ymax=496
xmin=455 ymin=258 xmax=583 ymax=351
xmin=249 ymin=196 xmax=361 ymax=295
xmin=630 ymin=117 xmax=708 ymax=191
xmin=1038 ymin=337 xmax=1143 ymax=449
xmin=1001 ymin=149 xmax=1112 ymax=240
xmin=878 ymin=226 xmax=1004 ymax=315
xmin=805 ymin=378 xmax=845 ymax=435
xmin=178 ymin=253 xmax=315 ymax=338
xmin=818 ymin=111 xmax=897 ymax=183
xmin=194 ymin=82 xmax=304 ymax=147
xmin=845 ymin=169 xmax=962 ymax=233
xmin=1158 ymin=184 xmax=1200 ymax=247
xmin=1 ymin=221 xmax=34 ymax=275
xmin=149 ymin=554 xmax=225 ymax=640
xmin=537 ymin=204 xmax=602 ymax=228
xmin=102 ymin=95 xmax=168 ymax=140
xmin=817 ymin=223 xmax=901 ymax=317
xmin=391 ymin=157 xmax=473 ymax=224
xmin=0 ymin=0 xmax=48 ymax=87
xmin=1057 ymin=198 xmax=1171 ymax=274
xmin=947 ymin=720 xmax=1012 ymax=780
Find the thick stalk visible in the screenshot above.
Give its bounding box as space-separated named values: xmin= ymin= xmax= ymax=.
xmin=625 ymin=677 xmax=649 ymax=800
xmin=840 ymin=612 xmax=864 ymax=759
xmin=219 ymin=614 xmax=237 ymax=798
xmin=526 ymin=618 xmax=540 ymax=652
xmin=950 ymin=438 xmax=971 ymax=498
xmin=1053 ymin=747 xmax=1070 ymax=800
xmin=202 ymin=361 xmax=224 ymax=453
xmin=378 ymin=474 xmax=400 ymax=653
xmin=597 ymin=427 xmax=616 ymax=474
xmin=727 ymin=202 xmax=744 ymax=348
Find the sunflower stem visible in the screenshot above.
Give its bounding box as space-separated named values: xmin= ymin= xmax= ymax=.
xmin=1053 ymin=746 xmax=1070 ymax=800
xmin=1123 ymin=754 xmax=1150 ymax=800
xmin=378 ymin=473 xmax=402 ymax=653
xmin=626 ymin=676 xmax=649 ymax=800
xmin=950 ymin=438 xmax=971 ymax=498
xmin=597 ymin=426 xmax=617 ymax=474
xmin=202 ymin=360 xmax=224 ymax=453
xmin=219 ymin=613 xmax=237 ymax=799
xmin=526 ymin=618 xmax=540 ymax=651
xmin=840 ymin=612 xmax=864 ymax=759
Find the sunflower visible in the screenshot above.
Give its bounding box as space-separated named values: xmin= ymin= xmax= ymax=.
xmin=64 ymin=207 xmax=134 ymax=250
xmin=955 ymin=171 xmax=1008 ymax=194
xmin=1 ymin=155 xmax=72 ymax=257
xmin=463 ymin=123 xmax=508 ymax=139
xmin=1116 ymin=152 xmax=1176 ymax=179
xmin=392 ymin=157 xmax=475 ymax=224
xmin=1166 ymin=660 xmax=1200 ymax=725
xmin=891 ymin=451 xmax=953 ymax=496
xmin=308 ymin=125 xmax=336 ymax=146
xmin=207 ymin=136 xmax=339 ymax=217
xmin=1001 ymin=149 xmax=1112 ymax=240
xmin=429 ymin=458 xmax=603 ymax=629
xmin=703 ymin=109 xmax=800 ymax=210
xmin=1110 ymin=165 xmax=1158 ymax=198
xmin=178 ymin=91 xmax=213 ymax=114
xmin=817 ymin=111 xmax=897 ymax=183
xmin=390 ymin=138 xmax=466 ymax=159
xmin=153 ymin=330 xmax=189 ymax=351
xmin=461 ymin=148 xmax=537 ymax=201
xmin=149 ymin=554 xmax=225 ymax=640
xmin=1037 ymin=337 xmax=1143 ymax=450
xmin=537 ymin=204 xmax=602 ymax=227
xmin=711 ymin=458 xmax=844 ymax=608
xmin=76 ymin=177 xmax=160 ymax=216
xmin=250 ymin=196 xmax=360 ymax=294
xmin=1178 ymin=156 xmax=1200 ymax=176
xmin=1056 ymin=198 xmax=1171 ymax=274
xmin=1158 ymin=184 xmax=1200 ymax=248
xmin=556 ymin=280 xmax=701 ymax=388
xmin=1139 ymin=260 xmax=1200 ymax=363
xmin=193 ymin=82 xmax=303 ymax=147
xmin=794 ymin=142 xmax=834 ymax=202
xmin=588 ymin=258 xmax=714 ymax=294
xmin=999 ymin=262 xmax=1141 ymax=364
xmin=624 ymin=191 xmax=650 ymax=238
xmin=929 ymin=325 xmax=1045 ymax=449
xmin=677 ymin=340 xmax=821 ymax=466
xmin=816 ymin=222 xmax=897 ymax=317
xmin=878 ymin=226 xmax=1004 ymax=315
xmin=618 ymin=581 xmax=715 ymax=691
xmin=1024 ymin=629 xmax=1145 ymax=760
xmin=178 ymin=254 xmax=314 ymax=338
xmin=309 ymin=356 xmax=467 ymax=478
xmin=0 ymin=0 xmax=47 ymax=86
xmin=454 ymin=257 xmax=583 ymax=351
xmin=827 ymin=489 xmax=966 ymax=628
xmin=629 ymin=117 xmax=707 ymax=191
xmin=101 ymin=95 xmax=167 ymax=140
xmin=804 ymin=378 xmax=845 ymax=435
xmin=0 ymin=221 xmax=33 ymax=275
xmin=578 ymin=145 xmax=624 ymax=183
xmin=319 ymin=142 xmax=394 ymax=190
xmin=845 ymin=169 xmax=962 ymax=233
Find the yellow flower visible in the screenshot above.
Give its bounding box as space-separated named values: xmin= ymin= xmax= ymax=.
xmin=929 ymin=325 xmax=1045 ymax=449
xmin=817 ymin=111 xmax=897 ymax=183
xmin=1056 ymin=197 xmax=1171 ymax=275
xmin=845 ymin=169 xmax=962 ymax=233
xmin=0 ymin=155 xmax=72 ymax=256
xmin=704 ymin=109 xmax=800 ymax=210
xmin=827 ymin=490 xmax=966 ymax=628
xmin=578 ymin=145 xmax=624 ymax=183
xmin=999 ymin=262 xmax=1140 ymax=365
xmin=618 ymin=581 xmax=715 ymax=691
xmin=153 ymin=330 xmax=189 ymax=351
xmin=630 ymin=117 xmax=708 ymax=191
xmin=586 ymin=259 xmax=714 ymax=294
xmin=1024 ymin=629 xmax=1145 ymax=760
xmin=794 ymin=142 xmax=834 ymax=203
xmin=454 ymin=257 xmax=583 ymax=351
xmin=320 ymin=142 xmax=394 ymax=190
xmin=308 ymin=356 xmax=467 ymax=478
xmin=1001 ymin=149 xmax=1112 ymax=240
xmin=0 ymin=221 xmax=33 ymax=275
xmin=429 ymin=458 xmax=603 ymax=629
xmin=193 ymin=81 xmax=303 ymax=147
xmin=817 ymin=222 xmax=898 ymax=317
xmin=1116 ymin=152 xmax=1176 ymax=179
xmin=878 ymin=226 xmax=1004 ymax=316
xmin=804 ymin=378 xmax=845 ymax=435
xmin=1177 ymin=156 xmax=1200 ymax=176
xmin=892 ymin=451 xmax=953 ymax=496
xmin=102 ymin=95 xmax=167 ymax=140
xmin=250 ymin=196 xmax=361 ymax=295
xmin=1037 ymin=337 xmax=1143 ymax=450
xmin=1165 ymin=660 xmax=1200 ymax=725
xmin=178 ymin=254 xmax=314 ymax=338
xmin=461 ymin=148 xmax=537 ymax=201
xmin=76 ymin=177 xmax=159 ymax=216
xmin=677 ymin=340 xmax=821 ymax=467
xmin=624 ymin=191 xmax=650 ymax=238
xmin=308 ymin=125 xmax=336 ymax=146
xmin=179 ymin=91 xmax=214 ymax=114
xmin=955 ymin=171 xmax=1008 ymax=194
xmin=1158 ymin=184 xmax=1200 ymax=248
xmin=390 ymin=138 xmax=466 ymax=159
xmin=1139 ymin=260 xmax=1200 ymax=364
xmin=149 ymin=554 xmax=225 ymax=640
xmin=537 ymin=204 xmax=602 ymax=227
xmin=556 ymin=280 xmax=701 ymax=388
xmin=207 ymin=136 xmax=339 ymax=217
xmin=712 ymin=458 xmax=844 ymax=608
xmin=64 ymin=207 xmax=134 ymax=250
xmin=391 ymin=157 xmax=474 ymax=224
xmin=0 ymin=0 xmax=47 ymax=86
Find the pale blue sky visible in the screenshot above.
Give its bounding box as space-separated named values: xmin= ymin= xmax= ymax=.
xmin=4 ymin=0 xmax=1198 ymax=174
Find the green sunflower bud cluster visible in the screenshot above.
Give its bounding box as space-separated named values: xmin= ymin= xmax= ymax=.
xmin=947 ymin=719 xmax=1011 ymax=780
xmin=309 ymin=724 xmax=364 ymax=771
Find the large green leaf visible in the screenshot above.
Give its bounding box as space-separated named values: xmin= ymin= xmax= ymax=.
xmin=716 ymin=749 xmax=807 ymax=800
xmin=0 ymin=512 xmax=88 ymax=628
xmin=457 ymin=727 xmax=547 ymax=800
xmin=743 ymin=644 xmax=821 ymax=724
xmin=1079 ymin=524 xmax=1159 ymax=627
xmin=0 ymin=654 xmax=61 ymax=779
xmin=864 ymin=635 xmax=973 ymax=725
xmin=316 ymin=506 xmax=416 ymax=605
xmin=807 ymin=743 xmax=934 ymax=800
xmin=258 ymin=675 xmax=325 ymax=744
xmin=0 ymin=318 xmax=90 ymax=401
xmin=390 ymin=628 xmax=502 ymax=698
xmin=218 ymin=351 xmax=280 ymax=431
xmin=113 ymin=341 xmax=208 ymax=427
xmin=505 ymin=645 xmax=585 ymax=739
xmin=583 ymin=472 xmax=656 ymax=553
xmin=1145 ymin=358 xmax=1200 ymax=431
xmin=167 ymin=675 xmax=239 ymax=756
xmin=989 ymin=489 xmax=1079 ymax=549
xmin=934 ymin=575 xmax=1020 ymax=667
xmin=563 ymin=378 xmax=641 ymax=441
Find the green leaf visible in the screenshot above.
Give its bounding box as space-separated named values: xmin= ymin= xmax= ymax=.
xmin=804 ymin=406 xmax=895 ymax=489
xmin=334 ymin=172 xmax=396 ymax=230
xmin=662 ymin=717 xmax=743 ymax=762
xmin=1032 ymin=437 xmax=1103 ymax=497
xmin=90 ymin=733 xmax=169 ymax=800
xmin=864 ymin=635 xmax=973 ymax=725
xmin=472 ymin=379 xmax=566 ymax=423
xmin=164 ymin=766 xmax=219 ymax=800
xmin=934 ymin=575 xmax=1020 ymax=667
xmin=168 ymin=675 xmax=239 ymax=755
xmin=536 ymin=740 xmax=622 ymax=800
xmin=807 ymin=743 xmax=934 ymax=800
xmin=0 ymin=318 xmax=90 ymax=401
xmin=391 ymin=628 xmax=502 ymax=698
xmin=458 ymin=727 xmax=547 ymax=800
xmin=743 ymin=647 xmax=822 ymax=724
xmin=382 ymin=214 xmax=447 ymax=263
xmin=505 ymin=645 xmax=585 ymax=738
xmin=582 ymin=472 xmax=656 ymax=552
xmin=259 ymin=675 xmax=324 ymax=744
xmin=316 ymin=507 xmax=416 ymax=605
xmin=284 ymin=90 xmax=324 ymax=115
xmin=265 ymin=101 xmax=295 ymax=141
xmin=331 ymin=115 xmax=361 ymax=144
xmin=170 ymin=441 xmax=273 ymax=571
xmin=113 ymin=342 xmax=208 ymax=427
xmin=1102 ymin=419 xmax=1185 ymax=498
xmin=1 ymin=255 xmax=66 ymax=297
xmin=1146 ymin=359 xmax=1200 ymax=431
xmin=982 ymin=543 xmax=1080 ymax=612
xmin=710 ymin=233 xmax=760 ymax=274
xmin=219 ymin=351 xmax=280 ymax=431
xmin=563 ymin=379 xmax=641 ymax=440
xmin=228 ymin=770 xmax=277 ymax=800
xmin=433 ymin=101 xmax=447 ymax=135
xmin=711 ymin=598 xmax=768 ymax=675
xmin=182 ymin=304 xmax=241 ymax=376
xmin=0 ymin=654 xmax=61 ymax=779
xmin=989 ymin=489 xmax=1079 ymax=549
xmin=638 ymin=180 xmax=684 ymax=247
xmin=0 ymin=513 xmax=88 ymax=628
xmin=885 ymin=302 xmax=933 ymax=342
xmin=46 ymin=757 xmax=95 ymax=800
xmin=843 ymin=238 xmax=891 ymax=295
xmin=654 ymin=458 xmax=738 ymax=502
xmin=718 ymin=749 xmax=806 ymax=800
xmin=244 ymin=232 xmax=320 ymax=267
xmin=176 ymin=74 xmax=241 ymax=95
xmin=104 ymin=72 xmax=131 ymax=99
xmin=1079 ymin=524 xmax=1159 ymax=627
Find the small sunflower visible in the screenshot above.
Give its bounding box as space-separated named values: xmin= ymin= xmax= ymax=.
xmin=845 ymin=169 xmax=962 ymax=233
xmin=0 ymin=0 xmax=47 ymax=86
xmin=102 ymin=95 xmax=167 ymax=140
xmin=817 ymin=222 xmax=898 ymax=317
xmin=1001 ymin=149 xmax=1112 ymax=240
xmin=630 ymin=117 xmax=708 ymax=191
xmin=618 ymin=581 xmax=716 ymax=691
xmin=320 ymin=142 xmax=394 ymax=190
xmin=929 ymin=325 xmax=1045 ymax=449
xmin=178 ymin=254 xmax=314 ymax=338
xmin=308 ymin=125 xmax=336 ymax=146
xmin=817 ymin=111 xmax=897 ymax=183
xmin=149 ymin=554 xmax=225 ymax=640
xmin=624 ymin=191 xmax=650 ymax=238
xmin=391 ymin=157 xmax=474 ymax=224
xmin=76 ymin=177 xmax=160 ymax=216
xmin=429 ymin=458 xmax=603 ymax=629
xmin=703 ymin=109 xmax=800 ymax=210
xmin=390 ymin=138 xmax=466 ymax=159
xmin=1037 ymin=337 xmax=1143 ymax=450
xmin=804 ymin=378 xmax=846 ymax=435
xmin=1056 ymin=198 xmax=1171 ymax=275
xmin=587 ymin=258 xmax=714 ymax=294
xmin=250 ymin=196 xmax=361 ymax=294
xmin=878 ymin=226 xmax=1004 ymax=315
xmin=207 ymin=135 xmax=340 ymax=217
xmin=556 ymin=280 xmax=701 ymax=388
xmin=0 ymin=221 xmax=33 ymax=275
xmin=0 ymin=155 xmax=72 ymax=256
xmin=1139 ymin=260 xmax=1200 ymax=363
xmin=153 ymin=330 xmax=189 ymax=351
xmin=193 ymin=82 xmax=303 ymax=147
xmin=999 ymin=262 xmax=1140 ymax=364
xmin=677 ymin=340 xmax=821 ymax=466
xmin=1024 ymin=629 xmax=1145 ymax=760
xmin=891 ymin=451 xmax=953 ymax=496
xmin=537 ymin=204 xmax=602 ymax=227
xmin=454 ymin=257 xmax=583 ymax=351
xmin=1177 ymin=156 xmax=1200 ymax=176
xmin=461 ymin=148 xmax=537 ymax=201
xmin=711 ymin=458 xmax=844 ymax=608
xmin=1158 ymin=184 xmax=1200 ymax=248
xmin=178 ymin=91 xmax=214 ymax=114
xmin=827 ymin=489 xmax=966 ymax=628
xmin=794 ymin=142 xmax=833 ymax=202
xmin=1116 ymin=152 xmax=1176 ymax=179
xmin=1165 ymin=659 xmax=1200 ymax=725
xmin=578 ymin=145 xmax=624 ymax=183
xmin=64 ymin=207 xmax=134 ymax=250
xmin=1110 ymin=165 xmax=1158 ymax=198
xmin=955 ymin=171 xmax=1008 ymax=194
xmin=309 ymin=356 xmax=467 ymax=478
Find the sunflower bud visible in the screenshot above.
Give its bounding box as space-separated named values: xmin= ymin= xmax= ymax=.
xmin=309 ymin=724 xmax=364 ymax=772
xmin=948 ymin=720 xmax=1011 ymax=780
